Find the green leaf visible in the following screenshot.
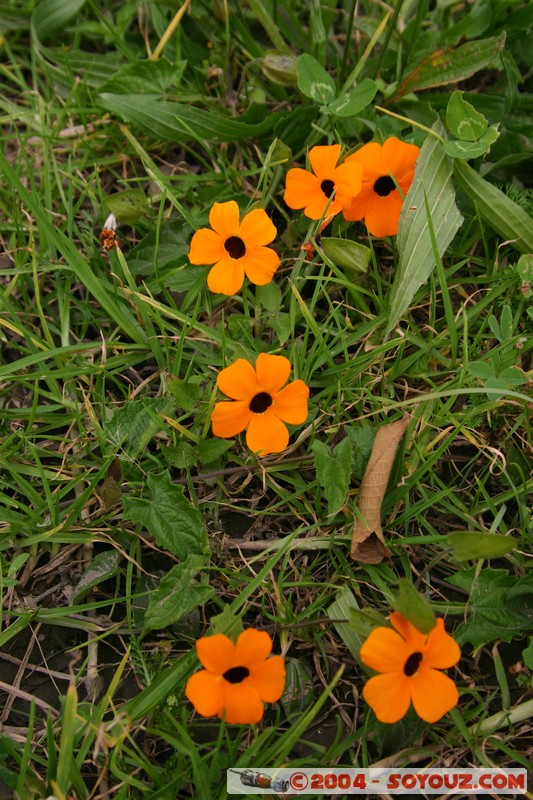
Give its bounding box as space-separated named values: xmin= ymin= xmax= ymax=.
xmin=328 ymin=588 xmax=385 ymax=661
xmin=282 ymin=659 xmax=315 ymax=717
xmin=454 ymin=160 xmax=533 ymax=254
xmin=256 ymin=281 xmax=282 ymax=313
xmin=320 ymin=237 xmax=371 ymax=275
xmin=522 ymin=638 xmax=533 ymax=671
xmin=143 ymin=555 xmax=213 ymax=633
xmin=105 ymin=396 xmax=175 ymax=457
xmin=449 ymin=567 xmax=533 ymax=647
xmin=327 ymin=79 xmax=377 ymax=117
xmin=467 ymin=361 xmax=495 ymax=380
xmin=104 ymin=189 xmax=150 ymax=225
xmin=99 ymin=58 xmax=186 ymax=95
xmin=498 ymin=367 xmax=526 ymax=386
xmin=517 ymin=254 xmax=533 ymax=298
xmin=123 ymin=472 xmax=210 ymax=559
xmin=386 ymin=122 xmax=463 ymax=336
xmin=167 ymin=376 xmax=201 ymax=412
xmin=296 ymin=53 xmax=336 ymax=105
xmin=393 ymin=32 xmax=506 ymax=100
xmin=392 ymin=580 xmax=436 ymax=634
xmin=98 ymin=94 xmax=296 ymax=143
xmin=446 ymin=531 xmax=517 ymax=561
xmin=262 ymin=52 xmax=298 ymax=86
xmin=72 ymin=550 xmax=122 ymax=603
xmin=446 ymin=92 xmax=488 ymax=141
xmin=196 ymin=439 xmax=234 ymax=466
xmin=345 ymin=424 xmax=375 ymax=480
xmin=31 ymin=0 xmax=87 ymax=40
xmin=444 ymin=126 xmax=499 ymax=160
xmin=312 ymin=437 xmax=352 ymax=517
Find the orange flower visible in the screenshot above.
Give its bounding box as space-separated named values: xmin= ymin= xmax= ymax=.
xmin=211 ymin=353 xmax=309 ymax=456
xmin=343 ymin=137 xmax=420 ymax=236
xmin=185 ymin=628 xmax=286 ymax=724
xmin=359 ymin=612 xmax=460 ymax=724
xmin=189 ymin=201 xmax=280 ymax=295
xmin=284 ymin=144 xmax=363 ymax=220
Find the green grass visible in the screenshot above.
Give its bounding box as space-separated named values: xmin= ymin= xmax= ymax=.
xmin=0 ymin=0 xmax=532 ymax=798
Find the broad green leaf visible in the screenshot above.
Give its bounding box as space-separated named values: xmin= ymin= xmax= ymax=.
xmin=393 ymin=32 xmax=505 ymax=100
xmin=454 ymin=160 xmax=533 ymax=254
xmin=31 ymin=0 xmax=87 ymax=40
xmin=392 ymin=580 xmax=436 ymax=634
xmin=328 ymin=588 xmax=385 ymax=660
xmin=296 ymin=53 xmax=336 ymax=105
xmin=467 ymin=361 xmax=495 ymax=380
xmin=72 ymin=550 xmax=122 ymax=603
xmin=282 ymin=659 xmax=315 ymax=716
xmin=143 ymin=555 xmax=213 ymax=633
xmin=444 ymin=126 xmax=499 ymax=160
xmin=104 ymin=189 xmax=150 ymax=225
xmin=320 ymin=237 xmax=371 ymax=275
xmin=99 ymin=58 xmax=186 ymax=94
xmin=167 ymin=376 xmax=201 ymax=412
xmin=345 ymin=424 xmax=375 ymax=480
xmin=98 ymin=94 xmax=297 ymax=143
xmin=327 ymin=79 xmax=377 ymax=117
xmin=256 ymin=281 xmax=282 ymax=313
xmin=446 ymin=92 xmax=488 ymax=141
xmin=498 ymin=367 xmax=526 ymax=386
xmin=449 ymin=567 xmax=533 ymax=647
xmin=196 ymin=439 xmax=234 ymax=466
xmin=312 ymin=437 xmax=352 ymax=517
xmin=106 ymin=396 xmax=175 ymax=457
xmin=386 ymin=122 xmax=463 ymax=336
xmin=123 ymin=471 xmax=210 ymax=558
xmin=446 ymin=531 xmax=517 ymax=561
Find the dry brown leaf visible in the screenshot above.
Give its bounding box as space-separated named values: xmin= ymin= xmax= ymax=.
xmin=351 ymin=414 xmax=410 ymax=563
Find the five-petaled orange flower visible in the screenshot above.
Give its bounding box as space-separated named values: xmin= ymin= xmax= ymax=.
xmin=211 ymin=353 xmax=309 ymax=456
xmin=343 ymin=137 xmax=420 ymax=237
xmin=359 ymin=612 xmax=460 ymax=724
xmin=185 ymin=628 xmax=286 ymax=724
xmin=284 ymin=144 xmax=363 ymax=220
xmin=189 ymin=200 xmax=280 ymax=295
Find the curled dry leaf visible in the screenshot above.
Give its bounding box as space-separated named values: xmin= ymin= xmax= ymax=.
xmin=351 ymin=414 xmax=410 ymax=564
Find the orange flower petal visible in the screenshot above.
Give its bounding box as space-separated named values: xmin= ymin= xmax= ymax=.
xmin=362 ymin=672 xmax=411 ymax=723
xmin=332 ymin=161 xmax=364 ymax=207
xmin=423 ymin=619 xmax=461 ymax=669
xmin=359 ymin=625 xmax=412 ymax=674
xmin=248 ymin=656 xmax=286 ymax=702
xmin=345 ymin=142 xmax=385 ymax=181
xmin=284 ymin=168 xmax=323 ymax=210
xmin=238 ymin=208 xmax=277 ymax=246
xmin=242 ymin=246 xmax=280 ymax=286
xmin=303 ymin=195 xmax=343 ymax=220
xmin=308 ymin=144 xmax=341 ymax=179
xmin=382 ymin=137 xmax=420 ymax=180
xmin=196 ymin=634 xmax=236 ymax=672
xmin=211 ymin=400 xmax=251 ymax=438
xmin=206 ymin=256 xmax=245 ymax=295
xmin=222 ymin=681 xmax=265 ymax=724
xmin=217 ymin=359 xmax=259 ymax=400
xmin=255 ymin=353 xmax=291 ymax=394
xmin=189 ymin=228 xmax=225 ymax=265
xmin=235 ymin=629 xmax=273 ymax=666
xmin=389 ymin=612 xmax=428 ymax=651
xmin=342 ymin=185 xmax=376 ymax=222
xmin=271 ymin=380 xmax=309 ymax=424
xmin=364 ymin=193 xmax=404 ymax=237
xmin=246 ymin=411 xmax=289 ymax=456
xmin=409 ymin=667 xmax=459 ymax=723
xmin=185 ymin=670 xmax=225 ymax=717
xmin=209 ymin=200 xmax=240 ymax=238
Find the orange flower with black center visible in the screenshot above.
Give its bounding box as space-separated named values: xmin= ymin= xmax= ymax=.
xmin=284 ymin=144 xmax=363 ymax=220
xmin=189 ymin=201 xmax=280 ymax=295
xmin=343 ymin=137 xmax=420 ymax=236
xmin=185 ymin=628 xmax=286 ymax=724
xmin=211 ymin=353 xmax=309 ymax=456
xmin=359 ymin=612 xmax=460 ymax=724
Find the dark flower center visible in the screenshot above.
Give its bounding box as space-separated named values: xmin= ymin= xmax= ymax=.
xmin=249 ymin=392 xmax=273 ymax=414
xmin=373 ymin=175 xmax=396 ymax=197
xmin=320 ymin=179 xmax=335 ymax=198
xmin=404 ymin=652 xmax=423 ymax=677
xmin=224 ymin=235 xmax=246 ymax=259
xmin=223 ymin=666 xmax=250 ymax=684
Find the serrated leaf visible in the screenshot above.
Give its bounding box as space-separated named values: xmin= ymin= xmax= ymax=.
xmin=143 ymin=555 xmax=213 ymax=633
xmin=31 ymin=0 xmax=87 ymax=40
xmin=446 ymin=531 xmax=517 ymax=561
xmin=454 ymin=159 xmax=533 ymax=254
xmin=386 ymin=122 xmax=463 ymax=336
xmin=123 ymin=472 xmax=210 ymax=558
xmin=106 ymin=396 xmax=175 ymax=457
xmin=446 ymin=92 xmax=488 ymax=141
xmin=392 ymin=580 xmax=436 ymax=634
xmin=320 ymin=237 xmax=371 ymax=274
xmin=196 ymin=439 xmax=233 ymax=465
xmin=327 ymin=79 xmax=377 ymax=117
xmin=72 ymin=550 xmax=122 ymax=603
xmin=449 ymin=567 xmax=533 ymax=647
xmin=256 ymin=281 xmax=282 ymax=313
xmin=312 ymin=437 xmax=352 ymax=517
xmin=167 ymin=376 xmax=201 ymax=412
xmin=296 ymin=53 xmax=336 ymax=105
